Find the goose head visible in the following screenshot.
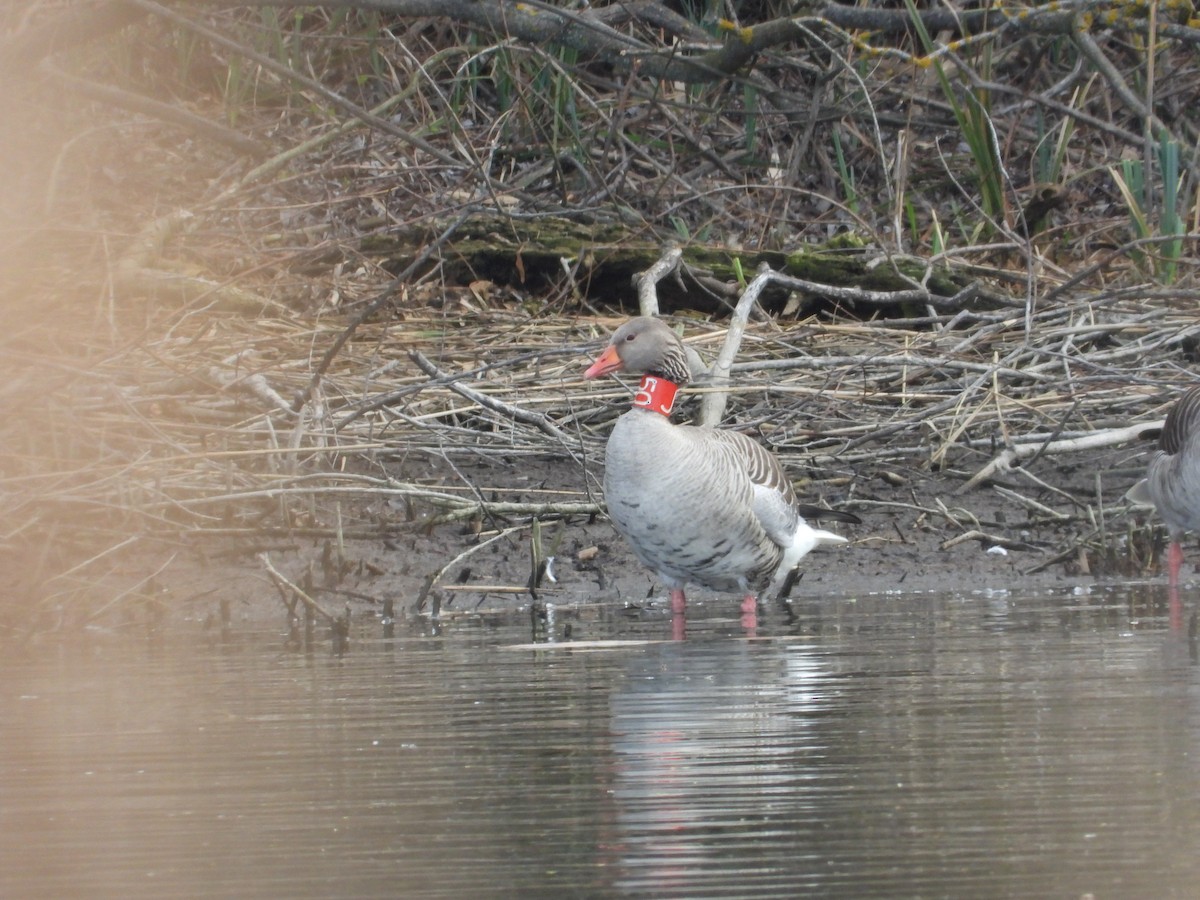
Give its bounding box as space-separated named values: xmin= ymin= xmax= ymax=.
xmin=584 ymin=317 xmax=692 ymax=384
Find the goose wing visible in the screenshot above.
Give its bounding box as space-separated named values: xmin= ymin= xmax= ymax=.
xmin=703 ymin=428 xmax=861 ymax=543
xmin=1159 ymin=386 xmax=1200 ymax=455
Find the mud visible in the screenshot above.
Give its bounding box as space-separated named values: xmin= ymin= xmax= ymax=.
xmin=114 ymin=436 xmax=1171 ymax=636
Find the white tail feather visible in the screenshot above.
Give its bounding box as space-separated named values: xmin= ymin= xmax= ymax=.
xmin=768 ymin=523 xmax=848 ymax=595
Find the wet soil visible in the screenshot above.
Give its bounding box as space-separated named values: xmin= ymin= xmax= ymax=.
xmin=117 ymin=437 xmax=1169 ymax=636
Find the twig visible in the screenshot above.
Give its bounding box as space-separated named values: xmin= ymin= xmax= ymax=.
xmin=42 ymin=62 xmax=265 ymax=157
xmin=424 ymin=500 xmax=600 ymax=526
xmin=633 ymin=244 xmax=682 ymax=316
xmin=208 ymin=364 xmax=292 ymax=414
xmin=257 ymin=552 xmax=338 ymax=624
xmin=1072 ymin=26 xmax=1178 ymax=146
xmin=960 ymin=420 xmax=1164 ymax=492
xmin=293 ymin=210 xmax=472 ymax=414
xmin=128 ymin=0 xmax=470 ymax=169
xmin=79 ymin=553 xmax=177 ymax=625
xmin=992 ymin=486 xmax=1071 ymax=522
xmin=699 ymin=263 xmax=773 ymax=426
xmin=410 ymin=350 xmax=575 ymax=445
xmin=941 ymin=529 xmax=1044 ymax=552
xmin=423 ymin=524 xmax=530 ymax=594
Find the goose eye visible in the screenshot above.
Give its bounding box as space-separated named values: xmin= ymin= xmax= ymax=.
xmin=624 ymin=333 xmax=636 ymax=342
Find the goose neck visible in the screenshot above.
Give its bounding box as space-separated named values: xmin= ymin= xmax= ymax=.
xmin=632 ymin=374 xmax=679 ymax=417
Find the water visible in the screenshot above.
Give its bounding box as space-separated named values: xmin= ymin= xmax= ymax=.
xmin=3 ymin=585 xmax=1199 ymax=898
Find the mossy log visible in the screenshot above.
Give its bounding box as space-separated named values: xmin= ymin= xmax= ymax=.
xmin=361 ymin=215 xmax=1013 ymax=318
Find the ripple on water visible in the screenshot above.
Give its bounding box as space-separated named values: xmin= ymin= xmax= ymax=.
xmin=1 ymin=585 xmax=1198 ymax=898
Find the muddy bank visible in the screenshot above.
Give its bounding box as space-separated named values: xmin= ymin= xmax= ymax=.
xmin=5 ymin=310 xmax=1180 ymax=640
xmin=129 ymin=440 xmax=1167 ymax=637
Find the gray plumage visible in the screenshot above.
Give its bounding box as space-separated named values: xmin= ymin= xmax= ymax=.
xmin=1147 ymin=387 xmax=1200 ymax=535
xmin=585 ymin=317 xmax=858 ymax=604
xmin=1128 ymin=385 xmax=1200 ymax=585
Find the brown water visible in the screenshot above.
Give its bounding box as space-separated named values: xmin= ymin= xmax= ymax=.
xmin=3 ymin=585 xmax=1199 ymax=899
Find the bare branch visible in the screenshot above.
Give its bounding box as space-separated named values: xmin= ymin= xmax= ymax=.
xmin=960 ymin=421 xmax=1165 ymax=493
xmin=632 ymin=245 xmax=682 ymax=317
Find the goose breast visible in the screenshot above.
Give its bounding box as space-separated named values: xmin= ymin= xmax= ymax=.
xmin=603 ymin=410 xmax=780 ymax=593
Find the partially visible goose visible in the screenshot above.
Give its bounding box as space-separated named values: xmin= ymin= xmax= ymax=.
xmin=584 ymin=316 xmax=859 ymax=615
xmin=1128 ymin=386 xmax=1200 ymax=588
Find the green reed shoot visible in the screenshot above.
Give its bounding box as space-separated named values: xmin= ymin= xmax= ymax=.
xmin=832 ymin=130 xmax=859 ymax=215
xmin=1110 ymin=135 xmax=1186 ymax=283
xmin=904 ymin=0 xmax=1006 ymax=230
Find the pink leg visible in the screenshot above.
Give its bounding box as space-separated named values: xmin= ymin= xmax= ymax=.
xmin=740 ymin=594 xmax=758 ymax=634
xmin=668 ymin=588 xmax=687 ymax=641
xmin=1169 ymin=584 xmax=1183 ymax=632
xmin=669 ymin=588 xmax=687 ymax=615
xmin=1168 ymin=541 xmax=1184 ymax=588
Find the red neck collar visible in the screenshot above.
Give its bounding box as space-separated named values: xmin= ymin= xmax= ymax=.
xmin=632 ymin=375 xmax=679 ymax=417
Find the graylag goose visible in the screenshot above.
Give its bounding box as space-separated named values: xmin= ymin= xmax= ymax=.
xmin=1128 ymin=386 xmax=1200 ymax=588
xmin=584 ymin=316 xmax=859 ymax=616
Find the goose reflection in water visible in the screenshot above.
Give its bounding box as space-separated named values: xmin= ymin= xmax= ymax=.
xmin=606 ymin=639 xmax=836 ymax=894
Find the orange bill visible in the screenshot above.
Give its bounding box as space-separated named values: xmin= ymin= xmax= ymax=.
xmin=584 ymin=345 xmax=623 ymax=379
